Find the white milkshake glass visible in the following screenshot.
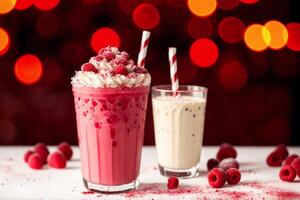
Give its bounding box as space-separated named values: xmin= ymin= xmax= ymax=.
xmin=152 ymin=85 xmax=207 ymax=178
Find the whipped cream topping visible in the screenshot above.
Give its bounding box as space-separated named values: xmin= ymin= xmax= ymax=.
xmin=71 ymin=46 xmax=151 ymax=88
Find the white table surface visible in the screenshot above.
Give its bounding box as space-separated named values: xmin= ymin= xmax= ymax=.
xmin=0 ymin=146 xmax=300 ymax=200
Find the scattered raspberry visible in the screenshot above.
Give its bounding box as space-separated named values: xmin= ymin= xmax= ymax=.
xmin=267 ymin=151 xmax=283 ymax=167
xmin=114 ymin=64 xmax=129 ymax=76
xmin=216 ymin=143 xmax=237 ymax=161
xmin=28 ymin=153 xmax=43 ymax=170
xmin=275 ymin=144 xmax=289 ymax=160
xmin=103 ymin=51 xmax=115 ymax=61
xmin=58 ymin=142 xmax=73 ymax=160
xmin=219 ymin=158 xmax=239 ymax=172
xmin=284 ymin=154 xmax=298 ymax=166
xmin=208 ymin=168 xmax=227 ymax=188
xmin=134 ymin=66 xmax=148 ymax=73
xmin=48 ymin=151 xmax=67 ymax=169
xmin=226 ymin=168 xmax=241 ymax=185
xmin=24 ymin=150 xmax=34 ymax=163
xmin=167 ymin=177 xmax=179 ymax=189
xmin=291 ymin=158 xmax=300 ymax=177
xmin=279 ymin=165 xmax=297 ymax=182
xmin=207 ymin=158 xmax=219 ymax=171
xmin=34 ymin=143 xmax=49 ymax=164
xmin=81 ymin=63 xmax=98 ymax=73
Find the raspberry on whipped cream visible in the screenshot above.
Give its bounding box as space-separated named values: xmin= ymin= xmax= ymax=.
xmin=71 ymin=46 xmax=151 ymax=88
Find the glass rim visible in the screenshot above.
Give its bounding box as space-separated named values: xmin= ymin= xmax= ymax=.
xmin=151 ymin=84 xmax=207 ymax=93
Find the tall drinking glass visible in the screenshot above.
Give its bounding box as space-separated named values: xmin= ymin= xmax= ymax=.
xmin=152 ymin=85 xmax=207 ymax=178
xmin=73 ymin=86 xmax=149 ymax=192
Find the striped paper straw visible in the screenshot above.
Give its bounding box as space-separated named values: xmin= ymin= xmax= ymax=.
xmin=168 ymin=47 xmax=179 ymax=95
xmin=137 ymin=31 xmax=151 ymax=68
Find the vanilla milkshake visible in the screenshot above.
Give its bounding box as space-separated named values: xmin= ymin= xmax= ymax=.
xmin=152 ymin=85 xmax=207 ymax=177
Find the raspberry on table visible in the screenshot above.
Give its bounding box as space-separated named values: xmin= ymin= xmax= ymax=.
xmin=284 ymin=154 xmax=298 ymax=166
xmin=266 ymin=151 xmax=283 ymax=167
xmin=279 ymin=165 xmax=296 ymax=182
xmin=207 ymin=158 xmax=219 ymax=171
xmin=291 ymin=157 xmax=300 ymax=177
xmin=24 ymin=150 xmax=34 ymax=163
xmin=48 ymin=151 xmax=67 ymax=169
xmin=34 ymin=143 xmax=49 ymax=164
xmin=226 ymin=168 xmax=241 ymax=185
xmin=58 ymin=142 xmax=73 ymax=161
xmin=81 ymin=63 xmax=98 ymax=73
xmin=219 ymin=158 xmax=239 ymax=172
xmin=275 ymin=144 xmax=289 ymax=160
xmin=216 ymin=143 xmax=237 ymax=161
xmin=208 ymin=168 xmax=227 ymax=188
xmin=167 ymin=177 xmax=179 ymax=189
xmin=28 ymin=153 xmax=43 ymax=170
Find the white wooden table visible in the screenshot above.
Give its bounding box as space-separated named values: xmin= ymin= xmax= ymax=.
xmin=0 ymin=146 xmax=300 ymax=200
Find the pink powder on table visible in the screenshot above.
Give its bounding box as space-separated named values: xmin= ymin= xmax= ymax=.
xmin=81 ymin=191 xmax=94 ymax=194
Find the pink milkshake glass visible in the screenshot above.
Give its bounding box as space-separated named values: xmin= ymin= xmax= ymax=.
xmin=73 ymin=86 xmax=149 ymax=192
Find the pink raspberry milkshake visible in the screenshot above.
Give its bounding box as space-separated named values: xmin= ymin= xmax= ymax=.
xmin=71 ymin=46 xmax=151 ymax=192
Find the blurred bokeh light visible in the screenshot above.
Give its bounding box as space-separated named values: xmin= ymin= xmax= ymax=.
xmin=0 ymin=28 xmax=10 ymax=56
xmin=244 ymin=24 xmax=271 ymax=51
xmin=14 ymin=54 xmax=43 ymax=85
xmin=188 ymin=0 xmax=217 ymax=17
xmin=90 ymin=27 xmax=120 ymax=53
xmin=264 ymin=20 xmax=288 ymax=50
xmin=0 ymin=0 xmax=16 ymax=14
xmin=218 ymin=17 xmax=245 ymax=43
xmin=132 ymin=3 xmax=160 ymax=29
xmin=34 ymin=0 xmax=60 ymax=11
xmin=286 ymin=23 xmax=300 ymax=51
xmin=189 ymin=38 xmax=219 ymax=68
xmin=14 ymin=0 xmax=34 ymax=10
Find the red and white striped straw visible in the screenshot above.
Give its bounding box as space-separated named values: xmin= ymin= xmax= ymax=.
xmin=137 ymin=31 xmax=151 ymax=68
xmin=168 ymin=47 xmax=179 ymax=94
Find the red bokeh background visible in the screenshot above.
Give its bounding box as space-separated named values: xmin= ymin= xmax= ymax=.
xmin=0 ymin=0 xmax=299 ymax=146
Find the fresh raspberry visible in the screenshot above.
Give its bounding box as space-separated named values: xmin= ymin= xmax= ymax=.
xmin=266 ymin=151 xmax=283 ymax=167
xmin=115 ymin=57 xmax=128 ymax=65
xmin=208 ymin=168 xmax=227 ymax=188
xmin=94 ymin=55 xmax=104 ymax=61
xmin=48 ymin=151 xmax=67 ymax=169
xmin=216 ymin=143 xmax=237 ymax=161
xmin=58 ymin=142 xmax=73 ymax=160
xmin=24 ymin=150 xmax=34 ymax=163
xmin=34 ymin=143 xmax=49 ymax=164
xmin=113 ymin=64 xmax=129 ymax=76
xmin=226 ymin=168 xmax=241 ymax=185
xmin=291 ymin=158 xmax=300 ymax=177
xmin=279 ymin=165 xmax=297 ymax=182
xmin=219 ymin=158 xmax=239 ymax=172
xmin=207 ymin=158 xmax=219 ymax=171
xmin=284 ymin=154 xmax=298 ymax=166
xmin=103 ymin=51 xmax=115 ymax=61
xmin=134 ymin=67 xmax=148 ymax=73
xmin=127 ymin=73 xmax=137 ymax=78
xmin=121 ymin=51 xmax=130 ymax=59
xmin=167 ymin=177 xmax=179 ymax=189
xmin=28 ymin=153 xmax=43 ymax=170
xmin=275 ymin=144 xmax=289 ymax=160
xmin=81 ymin=63 xmax=98 ymax=73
